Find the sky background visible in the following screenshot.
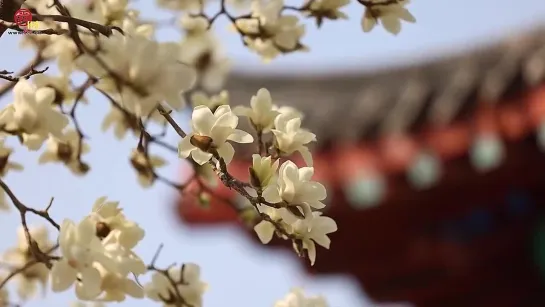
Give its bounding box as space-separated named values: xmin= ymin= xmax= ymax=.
xmin=1 ymin=0 xmax=545 ymax=306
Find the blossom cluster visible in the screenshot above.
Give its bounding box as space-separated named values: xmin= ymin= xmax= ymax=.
xmin=0 ymin=0 xmax=417 ymax=306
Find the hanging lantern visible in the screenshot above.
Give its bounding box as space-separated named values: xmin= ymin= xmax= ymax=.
xmin=470 ymin=107 xmax=505 ymax=172
xmin=407 ymin=150 xmax=442 ymax=190
xmin=344 ymin=171 xmax=387 ymax=209
xmin=334 ymin=144 xmax=387 ymax=209
xmin=470 ymin=133 xmax=505 ymax=172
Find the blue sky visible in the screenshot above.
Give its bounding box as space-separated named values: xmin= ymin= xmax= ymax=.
xmin=1 ymin=0 xmax=545 ymax=306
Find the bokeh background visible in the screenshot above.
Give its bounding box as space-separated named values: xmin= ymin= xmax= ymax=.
xmin=1 ymin=0 xmax=545 ymax=306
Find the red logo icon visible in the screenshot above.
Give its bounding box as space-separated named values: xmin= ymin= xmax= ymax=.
xmin=14 ymin=9 xmax=33 ymax=33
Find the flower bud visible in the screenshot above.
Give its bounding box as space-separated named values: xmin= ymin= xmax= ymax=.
xmin=249 ymin=167 xmax=261 ymax=188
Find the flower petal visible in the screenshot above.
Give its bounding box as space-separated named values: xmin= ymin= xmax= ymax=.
xmin=51 ymin=260 xmax=76 ymax=292
xmin=228 ymin=129 xmax=253 ymax=143
xmin=254 ymin=221 xmax=275 ymax=244
xmin=192 ymin=106 xmax=215 ymax=135
xmin=178 ymin=136 xmax=196 ymax=158
xmin=216 ymin=142 xmax=235 ymax=164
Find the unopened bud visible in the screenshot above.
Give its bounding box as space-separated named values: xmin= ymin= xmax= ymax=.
xmin=197 ymin=192 xmax=211 ymax=208
xmin=190 ymin=135 xmax=213 ymax=152
xmin=249 ymin=167 xmax=261 ymax=188
xmin=239 ymin=207 xmax=259 ymax=227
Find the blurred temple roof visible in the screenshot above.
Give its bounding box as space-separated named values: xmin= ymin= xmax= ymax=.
xmin=225 ymin=25 xmax=545 ymax=147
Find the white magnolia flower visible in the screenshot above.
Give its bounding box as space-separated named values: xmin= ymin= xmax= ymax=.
xmin=274 ymin=288 xmax=329 ymax=307
xmin=96 ymin=0 xmax=129 ymax=21
xmin=291 ymin=212 xmax=337 ymax=265
xmin=233 ymin=88 xmax=279 ymax=132
xmin=51 ymin=218 xmax=118 ymax=300
xmin=272 ymin=113 xmax=316 ymax=166
xmin=76 ymin=34 xmax=196 ymax=117
xmin=273 ymin=105 xmax=304 ymax=120
xmin=191 ymin=91 xmax=229 ymax=112
xmin=262 ymin=161 xmax=327 ymax=222
xmin=179 ymin=14 xmax=209 ymax=35
xmin=178 ymin=105 xmax=253 ymax=165
xmin=129 ymin=150 xmax=167 ymax=188
xmin=307 ymin=0 xmax=350 ymax=27
xmin=88 ymin=197 xmax=145 ymax=249
xmin=38 ymin=129 xmax=90 ymax=175
xmin=0 ymin=79 xmax=69 ymax=151
xmin=235 ymin=0 xmax=307 ymax=62
xmin=361 ymin=0 xmax=416 ymax=35
xmin=119 ymin=10 xmax=156 ymax=39
xmin=32 ymin=74 xmax=83 ymax=106
xmin=94 ymin=264 xmax=144 ymax=302
xmin=179 ymin=16 xmax=230 ymax=91
xmin=250 ymin=154 xmax=279 ymax=187
xmin=2 ymin=225 xmax=53 ymax=300
xmin=145 ymin=263 xmax=207 ymax=307
xmin=101 ymin=107 xmax=140 ymax=140
xmin=40 ymin=36 xmax=83 ymax=74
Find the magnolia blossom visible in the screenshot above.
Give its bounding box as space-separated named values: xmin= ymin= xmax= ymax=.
xmin=32 ymin=74 xmax=83 ymax=105
xmin=0 ymin=80 xmax=69 ymax=150
xmin=273 ymin=105 xmax=304 ymax=120
xmin=307 ymin=0 xmax=350 ymax=27
xmin=145 ymin=263 xmax=208 ymax=307
xmin=118 ymin=10 xmax=156 ymax=39
xmin=272 ymin=113 xmax=316 ymax=166
xmin=88 ymin=197 xmax=145 ymax=249
xmin=235 ymin=0 xmax=307 ymax=62
xmin=274 ymin=288 xmax=329 ymax=307
xmin=361 ymin=0 xmax=416 ymax=35
xmin=35 ymin=1 xmax=103 ymax=74
xmin=2 ymin=225 xmax=53 ymax=300
xmin=51 ymin=218 xmax=118 ymax=300
xmin=233 ymin=88 xmax=279 ymax=132
xmin=76 ymin=34 xmax=196 ymax=117
xmin=191 ymin=91 xmax=229 ymax=112
xmin=263 ymin=161 xmax=327 ymax=222
xmin=178 ymin=105 xmax=253 ymax=165
xmin=97 ymin=0 xmax=130 ymax=21
xmin=38 ymin=130 xmax=90 ymax=175
xmin=101 ymin=107 xmax=140 ymax=140
xmin=250 ymin=154 xmax=279 ymax=187
xmin=179 ymin=15 xmax=230 ymax=91
xmin=291 ymin=212 xmax=337 ymax=265
xmin=129 ymin=150 xmax=167 ymax=188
